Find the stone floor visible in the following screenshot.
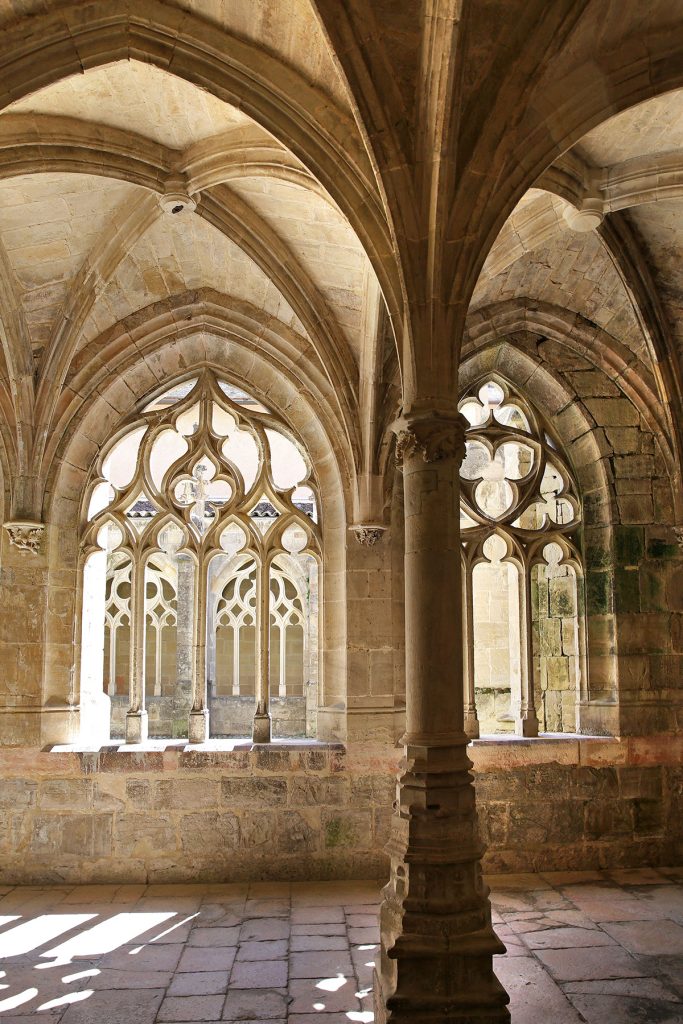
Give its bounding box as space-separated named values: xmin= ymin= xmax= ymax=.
xmin=0 ymin=869 xmax=681 ymax=1022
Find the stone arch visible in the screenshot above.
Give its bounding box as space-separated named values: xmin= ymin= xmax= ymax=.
xmin=41 ymin=291 xmax=359 ymax=511
xmin=460 ymin=329 xmax=681 ymax=736
xmin=464 ymin=299 xmax=677 ymax=501
xmin=42 ymin=328 xmax=353 ymax=745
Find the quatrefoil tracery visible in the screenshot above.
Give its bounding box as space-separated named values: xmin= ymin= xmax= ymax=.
xmin=82 ymin=371 xmax=321 ymax=563
xmin=458 ymin=379 xmax=581 ymax=543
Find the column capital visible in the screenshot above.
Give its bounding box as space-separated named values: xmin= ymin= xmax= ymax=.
xmin=392 ymin=409 xmax=468 ymax=466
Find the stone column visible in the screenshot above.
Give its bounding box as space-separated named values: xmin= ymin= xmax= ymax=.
xmin=176 ymin=557 xmax=194 ymax=708
xmin=78 ymin=550 xmax=111 ymax=746
xmin=516 ymin=570 xmax=539 ymax=737
xmin=253 ymin=557 xmax=271 ymax=742
xmin=374 ymin=410 xmax=509 ymax=1024
xmin=463 ymin=562 xmax=480 ymax=739
xmin=125 ymin=560 xmax=148 ymax=743
xmin=189 ymin=556 xmax=209 ymax=743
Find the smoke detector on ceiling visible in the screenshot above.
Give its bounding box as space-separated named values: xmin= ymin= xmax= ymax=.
xmin=562 ymin=196 xmax=604 ymax=232
xmin=159 ymin=192 xmax=197 ymax=215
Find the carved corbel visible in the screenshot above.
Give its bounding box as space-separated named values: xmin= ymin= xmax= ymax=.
xmin=351 ymin=524 xmax=386 ymax=546
xmin=3 ymin=519 xmax=45 ymax=554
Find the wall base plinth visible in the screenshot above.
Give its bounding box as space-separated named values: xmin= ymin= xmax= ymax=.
xmin=374 ymin=739 xmax=510 ymax=1024
xmin=515 ymin=711 xmax=539 ymax=737
xmin=125 ymin=710 xmax=148 ymax=743
xmin=252 ymin=711 xmax=271 ymax=743
xmin=189 ymin=709 xmax=209 ymax=743
xmin=464 ymin=709 xmax=480 ymax=740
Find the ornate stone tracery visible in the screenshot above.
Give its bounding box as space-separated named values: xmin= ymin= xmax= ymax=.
xmin=80 ymin=369 xmax=321 ymax=743
xmin=458 ymin=377 xmax=584 ymax=738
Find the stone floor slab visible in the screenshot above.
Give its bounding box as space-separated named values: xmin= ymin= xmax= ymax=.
xmin=0 ymin=873 xmax=679 ymax=1024
xmin=535 ymin=945 xmax=648 ymax=982
xmin=168 ymin=970 xmax=230 ymax=996
xmin=601 ymin=919 xmax=683 ymax=956
xmin=222 ymin=987 xmax=289 ymax=1020
xmin=158 ymin=994 xmax=226 ymax=1021
xmin=566 ymin=993 xmax=683 ymax=1024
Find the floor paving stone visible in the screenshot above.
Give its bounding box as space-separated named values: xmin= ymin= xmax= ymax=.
xmin=222 ymin=987 xmax=289 ymax=1019
xmin=157 ymin=994 xmax=225 ymax=1021
xmin=600 ymin=919 xmax=683 ymax=956
xmin=0 ymin=873 xmax=678 ymax=1022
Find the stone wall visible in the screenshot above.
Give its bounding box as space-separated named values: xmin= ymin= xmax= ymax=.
xmin=1 ymin=736 xmax=680 ymax=885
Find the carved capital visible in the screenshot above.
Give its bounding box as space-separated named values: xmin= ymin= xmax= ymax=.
xmin=3 ymin=520 xmax=44 ymax=554
xmin=352 ymin=525 xmax=386 ymax=546
xmin=675 ymin=526 xmax=683 ymax=548
xmin=394 ymin=412 xmax=467 ymax=466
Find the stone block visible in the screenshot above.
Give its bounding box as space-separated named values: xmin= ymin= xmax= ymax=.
xmin=39 ymin=779 xmax=92 ymax=810
xmin=240 ymin=811 xmax=278 ymax=850
xmin=605 ymin=427 xmax=639 ymax=454
xmin=0 ymin=777 xmax=37 ymax=807
xmin=614 ymin=454 xmax=655 ymax=479
xmin=179 ymin=812 xmax=240 ymax=853
xmin=587 ymin=570 xmax=613 ymax=615
xmin=614 ymin=567 xmax=640 ymax=613
xmin=288 ymin=775 xmax=350 ymax=806
xmin=632 ymin=798 xmax=664 ymax=834
xmin=545 ymin=656 xmax=570 ymax=690
xmin=350 ymin=773 xmax=396 ymax=806
xmin=618 ymin=766 xmax=662 ymax=800
xmin=614 ymin=526 xmax=644 ymax=567
xmin=539 ymin=617 xmax=562 ymax=656
xmin=322 ymin=809 xmax=372 ymax=849
xmin=617 ymin=493 xmax=654 ymax=525
xmin=584 ymin=800 xmax=633 ymax=839
xmin=250 ymin=748 xmax=293 ymax=773
xmin=275 ymin=810 xmax=319 ymax=854
xmin=583 ymin=398 xmax=640 ymax=427
xmin=114 ymin=813 xmax=177 ymax=856
xmin=474 ymin=771 xmax=527 ymax=801
xmin=666 ymin=567 xmax=683 ymax=611
xmin=570 ymin=766 xmax=619 ymax=799
xmin=221 ymin=777 xmax=287 ymax=807
xmin=155 ymin=779 xmax=221 ymax=810
xmin=615 ymin=613 xmax=669 ymax=654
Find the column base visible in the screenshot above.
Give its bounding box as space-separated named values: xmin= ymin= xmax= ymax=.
xmin=464 ymin=708 xmax=480 ymax=740
xmin=515 ymin=710 xmax=539 ymax=737
xmin=374 ymin=739 xmax=510 ymax=1024
xmin=252 ymin=711 xmax=272 ymax=743
xmin=189 ymin=708 xmax=209 ymax=743
xmin=125 ymin=710 xmax=148 ymax=743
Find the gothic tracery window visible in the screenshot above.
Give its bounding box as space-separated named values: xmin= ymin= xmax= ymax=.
xmin=80 ymin=370 xmax=320 ymax=744
xmin=459 ymin=378 xmax=585 ymax=736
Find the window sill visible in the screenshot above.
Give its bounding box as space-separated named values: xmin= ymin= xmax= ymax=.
xmin=49 ymin=737 xmax=343 ymax=754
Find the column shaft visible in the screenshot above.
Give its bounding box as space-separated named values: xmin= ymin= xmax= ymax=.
xmin=189 ymin=557 xmax=209 ymax=743
xmin=125 ymin=560 xmax=148 ymax=742
xmin=374 ymin=411 xmax=509 ymax=1024
xmin=516 ymin=569 xmax=539 ymax=737
xmin=463 ymin=562 xmax=479 ymax=739
xmin=253 ymin=558 xmax=271 ymax=742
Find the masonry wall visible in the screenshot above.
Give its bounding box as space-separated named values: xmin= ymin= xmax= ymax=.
xmin=1 ymin=737 xmax=681 ymax=885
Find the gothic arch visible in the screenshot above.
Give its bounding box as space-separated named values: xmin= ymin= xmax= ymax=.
xmin=44 ymin=333 xmax=353 ymax=744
